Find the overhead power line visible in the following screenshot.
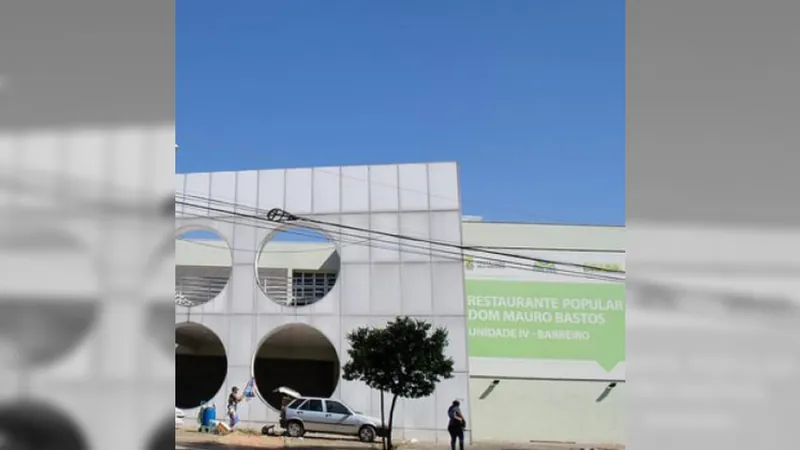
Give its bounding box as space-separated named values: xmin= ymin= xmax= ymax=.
xmin=177 ymin=206 xmax=622 ymax=284
xmin=175 ymin=194 xmax=625 ymax=282
xmin=174 ymin=193 xmax=625 ymax=283
xmin=275 ymin=208 xmax=625 ymax=275
xmin=175 ymin=192 xmax=625 ymax=275
xmin=177 ymin=207 xmax=616 ymax=283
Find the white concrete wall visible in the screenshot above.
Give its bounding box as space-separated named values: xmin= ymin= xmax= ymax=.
xmin=174 ymin=163 xmax=470 ymax=443
xmin=468 ymin=378 xmax=625 ymax=445
xmin=462 ymin=221 xmax=624 ymax=251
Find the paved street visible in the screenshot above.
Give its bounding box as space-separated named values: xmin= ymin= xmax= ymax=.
xmin=175 ymin=430 xmax=620 ymax=450
xmin=177 ymin=445 xmax=601 ymax=450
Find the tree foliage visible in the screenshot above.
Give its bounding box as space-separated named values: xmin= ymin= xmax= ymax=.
xmin=342 ymin=316 xmax=455 ymax=449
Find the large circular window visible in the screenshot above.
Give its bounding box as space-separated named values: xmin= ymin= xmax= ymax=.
xmin=0 ymin=401 xmax=88 ymax=450
xmin=175 ymin=322 xmax=227 ymax=409
xmin=174 ymin=228 xmax=232 ymax=308
xmin=0 ymin=227 xmax=99 ymax=370
xmin=252 ymin=323 xmax=340 ymax=410
xmin=256 ymin=226 xmax=340 ymax=307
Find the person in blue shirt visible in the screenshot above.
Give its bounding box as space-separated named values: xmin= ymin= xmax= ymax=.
xmin=447 ymin=400 xmax=466 ymax=450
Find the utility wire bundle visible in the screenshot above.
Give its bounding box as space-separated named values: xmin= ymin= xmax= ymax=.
xmin=174 ymin=192 xmax=625 ymax=278
xmin=170 ymin=191 xmax=794 ymax=320
xmin=173 ymin=192 xmax=625 ymax=307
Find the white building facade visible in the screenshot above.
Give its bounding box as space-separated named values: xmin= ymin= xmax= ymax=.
xmin=175 ymin=163 xmax=472 ymax=443
xmin=174 ymin=163 xmax=627 ymax=445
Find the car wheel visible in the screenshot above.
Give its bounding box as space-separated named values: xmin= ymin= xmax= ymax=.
xmin=286 ymin=421 xmax=305 ymax=438
xmin=358 ymin=425 xmax=377 ymax=443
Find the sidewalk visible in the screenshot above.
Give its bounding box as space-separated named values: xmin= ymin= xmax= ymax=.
xmin=176 ymin=429 xmax=621 ymax=450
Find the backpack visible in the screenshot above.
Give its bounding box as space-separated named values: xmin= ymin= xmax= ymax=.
xmin=447 ymin=407 xmax=466 ymax=429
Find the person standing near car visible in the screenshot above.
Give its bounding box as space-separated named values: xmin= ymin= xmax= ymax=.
xmin=447 ymin=400 xmax=466 ymax=450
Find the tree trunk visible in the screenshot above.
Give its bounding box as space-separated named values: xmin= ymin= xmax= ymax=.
xmin=380 ymin=391 xmax=386 ymax=450
xmin=386 ymin=395 xmax=398 ymax=450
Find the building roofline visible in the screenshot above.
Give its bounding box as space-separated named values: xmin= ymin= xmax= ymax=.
xmin=463 ymin=220 xmax=625 ymax=228
xmin=176 ymin=160 xmax=460 ymax=175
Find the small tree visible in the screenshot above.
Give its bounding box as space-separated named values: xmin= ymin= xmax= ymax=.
xmin=343 ymin=316 xmax=454 ymax=450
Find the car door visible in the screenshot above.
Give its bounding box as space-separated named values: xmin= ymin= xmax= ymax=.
xmin=295 ymin=399 xmax=326 ymax=432
xmin=324 ymin=400 xmax=361 ymax=434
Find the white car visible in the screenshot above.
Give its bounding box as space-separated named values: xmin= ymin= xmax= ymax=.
xmin=277 ymin=387 xmax=387 ymax=443
xmin=175 ymin=408 xmax=185 ymax=428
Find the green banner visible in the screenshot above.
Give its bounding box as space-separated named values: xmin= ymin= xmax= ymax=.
xmin=466 ymin=280 xmax=625 ymax=371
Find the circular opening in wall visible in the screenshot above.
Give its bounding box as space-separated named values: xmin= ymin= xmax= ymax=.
xmin=175 ymin=228 xmax=232 ymax=308
xmin=0 ymin=401 xmax=88 ymax=450
xmin=175 ymin=322 xmax=228 ymax=409
xmin=0 ymin=226 xmax=99 ymax=369
xmin=256 ymin=226 xmax=340 ymax=308
xmin=253 ymin=323 xmax=340 ymax=410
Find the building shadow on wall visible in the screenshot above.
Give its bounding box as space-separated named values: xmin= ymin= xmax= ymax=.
xmin=176 ymin=354 xmax=228 ymax=407
xmin=253 ymin=358 xmax=338 ymax=409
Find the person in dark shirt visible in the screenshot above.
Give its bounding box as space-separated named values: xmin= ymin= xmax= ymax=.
xmin=447 ymin=400 xmax=466 ymax=450
xmin=227 ymin=386 xmax=243 ymax=428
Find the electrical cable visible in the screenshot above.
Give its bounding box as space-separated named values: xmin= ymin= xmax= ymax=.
xmin=177 ymin=192 xmax=625 ymax=275
xmin=173 ymin=193 xmax=624 ymax=307
xmin=177 ymin=203 xmax=618 ymax=282
xmin=177 ymin=235 xmax=371 ymax=254
xmin=176 ymin=197 xmax=624 ymax=282
xmin=175 ymin=195 xmax=624 ymax=283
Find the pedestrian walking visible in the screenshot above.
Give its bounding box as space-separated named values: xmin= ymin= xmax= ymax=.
xmin=447 ymin=400 xmax=466 ymax=450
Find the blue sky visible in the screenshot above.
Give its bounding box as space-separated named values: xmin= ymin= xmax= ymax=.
xmin=177 ymin=1 xmax=624 ymax=225
xmin=179 ymin=227 xmax=328 ymax=242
